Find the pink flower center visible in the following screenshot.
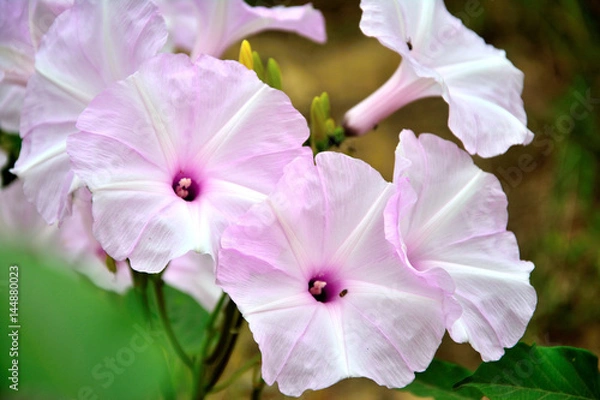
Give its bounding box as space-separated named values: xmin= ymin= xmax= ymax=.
xmin=172 ymin=173 xmax=200 ymax=202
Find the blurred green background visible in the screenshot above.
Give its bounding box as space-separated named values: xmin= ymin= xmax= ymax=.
xmin=1 ymin=0 xmax=599 ymax=399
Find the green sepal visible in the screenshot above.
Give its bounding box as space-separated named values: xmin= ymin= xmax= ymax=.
xmin=265 ymin=58 xmax=282 ymax=90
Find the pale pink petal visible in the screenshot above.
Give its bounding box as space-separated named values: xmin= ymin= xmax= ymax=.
xmin=356 ymin=0 xmax=440 ymax=55
xmin=12 ymin=0 xmax=167 ymax=223
xmin=394 ymin=131 xmax=508 ymax=256
xmin=416 ymin=233 xmax=536 ymax=361
xmin=345 ymin=0 xmax=532 ymax=157
xmin=69 ymin=53 xmax=309 ymax=272
xmin=27 ymin=0 xmax=74 ymax=49
xmin=0 ymin=179 xmax=57 ymax=245
xmin=253 ymin=305 xmax=347 ymax=396
xmin=154 ymin=0 xmax=326 ymax=58
xmin=0 ymin=0 xmax=34 ymax=132
xmin=443 ymin=63 xmax=532 ymax=157
xmin=0 ymin=83 xmax=25 ymax=132
xmin=163 ymin=251 xmax=222 ymax=310
xmin=343 ymin=59 xmax=441 ymax=146
xmin=340 ymin=282 xmax=445 ymax=386
xmin=0 ymin=0 xmax=33 ymax=80
xmin=218 ymin=152 xmax=445 ymax=395
xmin=0 ymin=0 xmax=73 ymax=132
xmin=58 ymin=188 xmax=132 ymax=293
xmin=389 ymin=130 xmax=536 ymax=360
xmin=91 ymin=190 xmax=194 ymax=273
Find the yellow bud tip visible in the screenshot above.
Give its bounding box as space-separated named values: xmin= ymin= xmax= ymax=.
xmin=239 ymin=40 xmax=253 ymax=70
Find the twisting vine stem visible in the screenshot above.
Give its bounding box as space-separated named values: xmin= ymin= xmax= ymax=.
xmin=193 ymin=294 xmax=244 ymax=399
xmin=151 ymin=274 xmax=195 ymax=370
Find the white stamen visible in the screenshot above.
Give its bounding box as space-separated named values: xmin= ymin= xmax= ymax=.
xmin=176 ymin=177 xmax=192 ymax=199
xmin=309 ymin=280 xmax=327 ymax=296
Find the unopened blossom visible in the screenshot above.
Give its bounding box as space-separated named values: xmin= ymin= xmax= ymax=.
xmin=68 ymin=53 xmax=311 ymax=273
xmin=11 ymin=0 xmax=167 ymax=223
xmin=344 ymin=0 xmax=534 ymax=158
xmin=154 ymin=0 xmax=326 ymax=58
xmin=217 ymin=152 xmax=449 ymax=396
xmin=0 ymin=0 xmax=73 ymax=132
xmin=384 ymin=130 xmax=536 ymax=361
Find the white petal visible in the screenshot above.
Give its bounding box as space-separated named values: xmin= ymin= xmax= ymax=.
xmin=12 ymin=0 xmax=167 ymax=223
xmin=392 ymin=130 xmax=536 ymax=360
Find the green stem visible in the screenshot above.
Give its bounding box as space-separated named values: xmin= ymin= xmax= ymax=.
xmin=251 ymin=367 xmax=265 ymax=400
xmin=130 ymin=266 xmax=152 ymax=324
xmin=193 ymin=293 xmax=228 ymax=400
xmin=209 ymin=354 xmax=260 ymax=394
xmin=204 ymin=300 xmax=243 ymax=389
xmin=152 ymin=276 xmax=195 ymax=370
xmin=193 ymin=295 xmax=244 ymax=399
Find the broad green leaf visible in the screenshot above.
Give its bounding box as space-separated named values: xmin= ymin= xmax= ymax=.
xmin=0 ymin=243 xmax=170 ymax=399
xmin=456 ymin=343 xmax=600 ymax=399
xmin=161 ymin=284 xmax=210 ymax=355
xmin=400 ymin=359 xmax=482 ymax=400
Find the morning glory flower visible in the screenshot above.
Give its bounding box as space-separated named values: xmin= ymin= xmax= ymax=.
xmin=384 ymin=130 xmax=537 ymax=361
xmin=68 ymin=53 xmax=311 ymax=273
xmin=0 ymin=0 xmax=72 ymax=132
xmin=154 ymin=0 xmax=326 ymax=58
xmin=11 ymin=0 xmax=167 ymax=224
xmin=344 ymin=0 xmax=534 ymax=158
xmin=217 ymin=152 xmax=448 ymax=396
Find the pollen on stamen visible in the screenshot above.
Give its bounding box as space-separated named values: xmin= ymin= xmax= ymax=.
xmin=172 ymin=174 xmax=200 ymax=202
xmin=308 ymin=279 xmax=329 ymax=302
xmin=175 ymin=178 xmax=191 ymax=199
xmin=309 ymin=280 xmax=327 ymax=296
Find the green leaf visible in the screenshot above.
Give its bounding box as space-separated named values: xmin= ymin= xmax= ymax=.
xmin=400 ymin=359 xmax=482 ymax=400
xmin=161 ymin=284 xmax=210 ymax=355
xmin=456 ymin=343 xmax=600 ymax=399
xmin=0 ymin=243 xmax=170 ymax=399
